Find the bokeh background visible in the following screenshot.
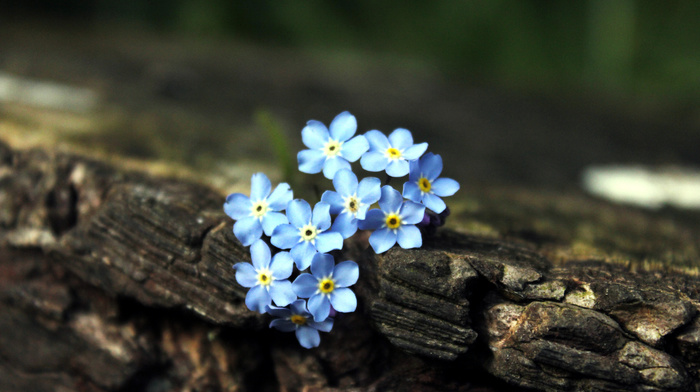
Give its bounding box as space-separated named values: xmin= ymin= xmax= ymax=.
xmin=1 ymin=0 xmax=699 ymax=198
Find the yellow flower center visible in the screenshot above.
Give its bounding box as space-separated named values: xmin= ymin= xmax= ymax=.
xmin=344 ymin=195 xmax=361 ymax=215
xmin=385 ymin=213 xmax=402 ymax=230
xmin=257 ymin=270 xmax=273 ymax=286
xmin=299 ymin=224 xmax=318 ymax=242
xmin=323 ymin=139 xmax=343 ymax=157
xmin=419 ymin=177 xmax=432 ymax=193
xmin=385 ymin=147 xmax=402 ymax=160
xmin=251 ymin=200 xmax=269 ymax=219
xmin=290 ymin=314 xmax=307 ymax=325
xmin=318 ymin=278 xmax=335 ymax=294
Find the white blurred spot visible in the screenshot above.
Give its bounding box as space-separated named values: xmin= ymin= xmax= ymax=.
xmin=0 ymin=71 xmax=99 ymax=112
xmin=582 ymin=165 xmax=700 ymax=209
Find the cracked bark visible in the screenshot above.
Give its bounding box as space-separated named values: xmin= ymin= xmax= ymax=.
xmin=1 ymin=140 xmax=699 ymax=392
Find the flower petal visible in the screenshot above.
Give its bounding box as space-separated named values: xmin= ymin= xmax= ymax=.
xmin=369 ymin=228 xmax=397 ymax=254
xmin=332 ymin=169 xmax=358 ymax=198
xmin=296 ymin=326 xmax=321 ymax=349
xmin=311 ymin=253 xmax=335 ymax=278
xmin=330 ymin=212 xmax=358 ymax=239
xmin=291 ymin=241 xmax=316 ymax=270
xmin=267 ymin=306 xmax=291 ymax=318
xmin=360 ymin=151 xmax=388 ymax=172
xmin=422 ymin=193 xmax=446 ymax=213
xmin=308 ymin=294 xmax=331 ymax=322
xmin=250 ymin=173 xmax=271 ymax=202
xmin=270 ymin=224 xmax=300 ymax=250
xmin=379 ymin=185 xmax=403 ymax=213
xmin=270 ymin=251 xmax=294 ymax=279
xmin=233 ymin=262 xmax=257 ymax=287
xmin=302 ymin=120 xmax=329 ymax=149
xmin=322 ymin=156 xmax=351 ymax=180
xmin=250 ymin=239 xmax=271 ymax=270
xmin=298 ymin=149 xmax=326 ymax=174
xmin=320 ymin=191 xmax=344 ymax=215
xmin=315 ymin=232 xmax=343 ymax=253
xmin=339 ymin=135 xmax=369 ymax=162
xmin=330 ymin=287 xmax=357 ymax=313
xmin=233 ymin=217 xmax=263 ymax=246
xmin=223 ymin=193 xmax=251 ymax=220
xmin=329 ymin=111 xmax=357 ymax=142
xmin=293 ymin=273 xmax=319 ymax=298
xmin=402 ymin=181 xmax=422 ymax=203
xmin=312 ymin=201 xmax=332 ymax=231
xmin=267 ymin=183 xmax=293 ymax=210
xmin=357 ymin=209 xmax=384 ymax=230
xmin=269 ymin=280 xmax=296 ymax=307
xmin=287 ymin=199 xmax=312 ymax=228
xmin=289 ymin=299 xmax=309 ymax=315
xmin=397 ymin=225 xmax=422 ymax=249
xmin=357 ymin=177 xmax=381 ymax=204
xmin=245 ymin=285 xmax=271 ymax=313
xmin=333 ymin=260 xmax=359 ymax=287
xmin=270 ymin=318 xmax=296 ymax=332
xmin=386 ymin=159 xmax=409 ymax=177
xmin=388 ymin=128 xmax=414 ymax=150
xmin=355 ymin=204 xmax=371 ymax=220
xmin=431 ymin=178 xmax=460 ymax=197
xmin=401 ymin=142 xmax=428 ymax=160
xmin=400 ymin=201 xmax=426 ymax=225
xmin=421 ymin=152 xmax=443 ymax=181
xmin=262 ymin=211 xmax=289 ymax=236
xmin=309 ymin=318 xmax=334 ymax=332
xmin=408 ymin=159 xmax=421 ymax=182
xmin=364 ymin=130 xmax=390 ymax=151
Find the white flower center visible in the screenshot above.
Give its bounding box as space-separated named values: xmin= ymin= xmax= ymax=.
xmin=257 ymin=268 xmax=274 ymax=287
xmin=299 ymin=224 xmax=318 ymax=243
xmin=342 ymin=194 xmax=361 ymax=216
xmin=384 ymin=147 xmax=402 ymax=161
xmin=323 ymin=139 xmax=343 ymax=158
xmin=384 ymin=211 xmax=402 ymax=232
xmin=251 ymin=200 xmax=269 ymax=219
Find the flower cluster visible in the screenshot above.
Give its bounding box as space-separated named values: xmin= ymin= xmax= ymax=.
xmin=224 ymin=111 xmax=458 ymax=348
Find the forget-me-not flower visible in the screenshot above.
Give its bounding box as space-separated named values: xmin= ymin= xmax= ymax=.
xmin=267 ymin=299 xmax=334 ymax=349
xmin=292 ymin=253 xmax=358 ymax=322
xmin=232 ymin=239 xmax=296 ymax=313
xmin=271 ymin=200 xmax=344 ymax=270
xmin=321 ymin=169 xmax=381 ymax=239
xmin=360 ymin=128 xmax=428 ymax=177
xmin=224 ymin=173 xmax=293 ymax=246
xmin=297 ymin=111 xmax=370 ymax=179
xmin=403 ymin=152 xmax=460 ymax=213
xmin=358 ymin=185 xmax=425 ymax=254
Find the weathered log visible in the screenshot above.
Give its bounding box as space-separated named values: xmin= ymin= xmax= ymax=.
xmin=1 ymin=139 xmax=699 ymax=391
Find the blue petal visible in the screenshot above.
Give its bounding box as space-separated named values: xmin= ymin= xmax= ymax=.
xmin=311 ymin=253 xmax=335 ymax=278
xmin=312 ymin=202 xmax=332 ymax=231
xmin=431 ymin=178 xmax=460 ymax=197
xmin=329 ymin=111 xmax=357 ymax=142
xmin=289 ymin=299 xmax=309 ymax=315
xmin=233 ymin=262 xmax=257 ymax=287
xmin=357 ymin=177 xmax=381 ymax=204
xmin=422 ymin=193 xmax=446 ymax=213
xmin=397 ymin=225 xmax=422 ymax=249
xmin=270 ymin=224 xmax=300 ymax=250
xmin=250 ymin=239 xmax=271 ymax=270
xmin=357 ymin=209 xmax=384 ymax=230
xmin=262 ymin=211 xmax=289 ymax=236
xmin=270 ymin=318 xmax=296 ymax=332
xmin=333 ymin=260 xmax=359 ymax=287
xmin=355 ymin=204 xmax=371 ymax=220
xmin=293 ymin=274 xmax=319 ymax=298
xmin=245 ymin=285 xmax=271 ymax=313
xmin=339 ymin=135 xmax=369 ymax=162
xmin=267 ymin=306 xmax=291 ymax=318
xmin=364 ymin=130 xmax=390 ymax=151
xmin=270 ymin=251 xmax=294 ymax=279
xmin=308 ymin=294 xmax=331 ymax=322
xmin=330 ymin=287 xmax=357 ymax=313
xmin=360 ymin=151 xmax=388 ymax=172
xmin=386 ymin=159 xmax=409 ymax=177
xmin=309 ymin=318 xmax=334 ymax=333
xmin=400 ymin=201 xmax=426 ymax=225
xmin=233 ymin=217 xmax=263 ymax=246
xmin=379 ymin=185 xmax=403 ymax=213
xmin=302 ymin=120 xmax=329 ymax=149
xmin=320 ymin=191 xmax=344 ymax=215
xmin=421 ymin=152 xmax=443 ymax=181
xmin=388 ymin=128 xmax=414 ymax=150
xmin=291 ymin=241 xmax=316 ymax=270
xmin=250 ymin=173 xmax=271 ymax=202
xmin=322 ymin=157 xmax=351 ymax=180
xmin=332 ymin=169 xmax=358 ymax=198
xmin=298 ymin=149 xmax=326 ymax=174
xmin=369 ymin=228 xmax=397 ymax=254
xmin=315 ymin=232 xmax=343 ymax=253
xmin=267 ymin=183 xmax=293 ymax=210
xmin=223 ymin=193 xmax=251 ymax=220
xmin=330 ymin=212 xmax=358 ymax=239
xmin=402 ymin=142 xmax=428 ymax=160
xmin=287 ymin=199 xmax=312 ymax=228
xmin=402 ymin=181 xmax=422 ymax=203
xmin=408 ymin=159 xmax=421 ymax=182
xmin=269 ymin=280 xmax=296 ymax=307
xmin=296 ymin=326 xmax=321 ymax=348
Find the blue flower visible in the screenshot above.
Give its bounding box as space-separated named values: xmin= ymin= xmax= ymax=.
xmin=232 ymin=240 xmax=297 ymax=313
xmin=402 ymin=152 xmax=460 ymax=213
xmin=358 ymin=185 xmax=425 ymax=253
xmin=297 ymin=111 xmax=370 ymax=179
xmin=270 ymin=200 xmax=344 ymax=270
xmin=224 ymin=173 xmax=293 ymax=246
xmin=292 ymin=253 xmax=358 ymax=322
xmin=360 ymin=128 xmax=428 ymax=177
xmin=320 ymin=169 xmax=381 ymax=239
xmin=267 ymin=299 xmax=334 ymax=349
